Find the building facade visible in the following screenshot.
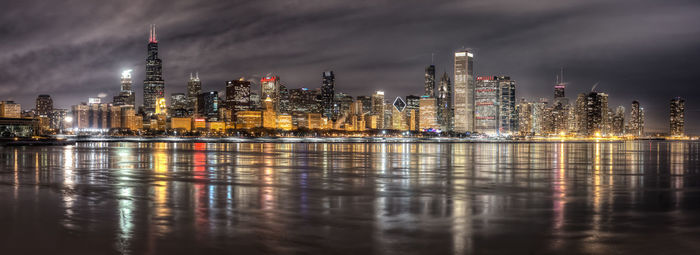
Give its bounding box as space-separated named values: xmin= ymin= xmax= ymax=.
xmin=143 ymin=25 xmax=165 ymax=116
xmin=453 ymin=50 xmax=474 ymax=133
xmin=670 ymin=97 xmax=685 ymax=136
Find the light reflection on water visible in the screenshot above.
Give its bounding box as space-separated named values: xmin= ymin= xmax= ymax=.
xmin=0 ymin=141 xmax=700 ymax=254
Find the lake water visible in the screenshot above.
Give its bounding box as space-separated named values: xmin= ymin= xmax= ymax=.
xmin=1 ymin=141 xmax=699 ymax=254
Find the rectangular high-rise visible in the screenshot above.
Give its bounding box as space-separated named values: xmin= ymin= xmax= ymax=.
xmin=453 ymin=50 xmax=474 ymax=133
xmin=226 ymin=79 xmax=251 ymax=112
xmin=497 ymin=77 xmax=516 ymax=135
xmin=670 ymin=97 xmax=685 ymax=136
xmin=424 ymin=65 xmax=435 ymax=97
xmin=437 ymin=72 xmax=452 ymax=131
xmin=475 ymin=76 xmax=499 ymax=135
xmin=321 ymin=71 xmax=335 ymax=120
xmin=371 ymin=91 xmax=385 ymax=129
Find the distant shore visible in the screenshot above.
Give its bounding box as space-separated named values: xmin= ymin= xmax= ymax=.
xmin=60 ymin=136 xmax=687 ymax=144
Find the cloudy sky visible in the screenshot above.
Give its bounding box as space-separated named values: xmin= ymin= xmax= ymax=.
xmin=1 ymin=0 xmax=699 ymax=133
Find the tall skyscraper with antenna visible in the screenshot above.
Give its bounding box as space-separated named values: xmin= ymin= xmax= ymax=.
xmin=187 ymin=72 xmax=202 ymax=115
xmin=143 ymin=24 xmax=165 ymax=115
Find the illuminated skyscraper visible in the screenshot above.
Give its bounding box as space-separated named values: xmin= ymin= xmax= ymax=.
xmin=584 ymin=92 xmax=608 ymax=136
xmin=187 ymin=73 xmax=202 ymax=114
xmin=612 ymin=106 xmax=625 ymax=135
xmin=143 ymin=25 xmax=165 ymax=115
xmin=261 ymin=75 xmax=280 ymax=112
xmin=516 ymin=99 xmax=533 ymax=135
xmin=279 ymin=84 xmax=290 ymax=114
xmin=453 ymin=50 xmax=474 ymax=133
xmin=670 ymin=97 xmax=685 ymax=136
xmin=475 ymin=76 xmax=499 ymax=135
xmin=170 ymin=93 xmax=188 ymax=117
xmin=392 ymin=97 xmax=407 ymax=131
xmin=321 ymin=71 xmax=335 ymax=119
xmin=113 ymin=70 xmax=135 ymax=106
xmin=497 ymin=76 xmax=516 ymax=135
xmin=226 ymin=79 xmax=251 ymax=113
xmin=627 ymin=100 xmax=644 ymax=136
xmin=371 ymin=91 xmax=385 ymax=129
xmin=424 ymin=65 xmax=435 ymax=97
xmin=419 ymin=96 xmax=438 ymax=131
xmin=437 ymin=72 xmax=452 ymax=131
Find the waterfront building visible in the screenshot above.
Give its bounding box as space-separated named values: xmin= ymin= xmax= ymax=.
xmin=236 ymin=111 xmax=262 ymax=129
xmin=584 ymin=92 xmax=608 ymax=136
xmin=371 ymin=91 xmax=385 ymax=129
xmin=170 ymin=117 xmax=192 ymax=131
xmin=49 ymin=109 xmax=69 ymax=131
xmin=357 ymin=96 xmax=372 ymax=115
xmin=170 ymin=93 xmax=189 ymax=117
xmin=226 ymin=79 xmax=251 ymax=112
xmin=262 ymin=96 xmax=277 ymax=129
xmin=670 ymin=97 xmax=685 ymax=136
xmin=35 ymin=94 xmax=53 ymax=117
xmin=307 ymin=113 xmax=322 ymax=129
xmin=187 ymin=72 xmax=202 ymax=114
xmin=261 ymin=75 xmax=280 ymax=112
xmin=516 ymin=99 xmax=533 ymax=135
xmin=392 ymin=97 xmax=407 ymax=131
xmin=405 ymin=95 xmax=420 ymax=131
xmin=279 ymin=84 xmax=290 ymax=114
xmin=627 ymin=101 xmax=644 ymax=136
xmin=475 ymin=76 xmax=499 ymax=135
xmin=277 ymin=115 xmax=293 ymax=131
xmin=113 ymin=70 xmax=135 ymax=106
xmin=498 ymin=77 xmax=516 ymax=135
xmin=425 ymin=65 xmax=435 ymax=97
xmin=207 ymin=121 xmax=226 ymax=132
xmin=437 ymin=72 xmax=452 ymax=131
xmin=143 ymin=25 xmax=165 ymax=116
xmin=453 ymin=50 xmax=475 ymax=133
xmin=250 ymin=91 xmax=261 ymax=110
xmin=419 ymin=96 xmax=438 ymax=131
xmin=612 ymin=106 xmax=625 ymax=136
xmin=0 ymin=101 xmax=21 ymax=118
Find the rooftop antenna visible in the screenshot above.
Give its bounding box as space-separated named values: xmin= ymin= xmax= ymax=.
xmin=591 ymin=82 xmax=599 ymax=92
xmin=560 ymin=67 xmax=564 ymax=84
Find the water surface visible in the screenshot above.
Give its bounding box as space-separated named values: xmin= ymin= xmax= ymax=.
xmin=1 ymin=141 xmax=699 ymax=254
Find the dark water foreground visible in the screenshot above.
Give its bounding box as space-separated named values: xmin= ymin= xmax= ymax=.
xmin=1 ymin=141 xmax=700 ymax=254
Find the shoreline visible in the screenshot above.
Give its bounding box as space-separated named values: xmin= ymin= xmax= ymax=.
xmin=63 ymin=136 xmax=683 ymax=144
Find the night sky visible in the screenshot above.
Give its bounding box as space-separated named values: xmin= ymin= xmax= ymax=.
xmin=1 ymin=0 xmax=699 ymax=134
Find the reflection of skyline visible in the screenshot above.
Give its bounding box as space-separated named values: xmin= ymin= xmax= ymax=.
xmin=0 ymin=141 xmax=698 ymax=253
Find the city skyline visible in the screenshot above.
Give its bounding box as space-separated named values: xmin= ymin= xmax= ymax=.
xmin=1 ymin=1 xmax=699 ymax=133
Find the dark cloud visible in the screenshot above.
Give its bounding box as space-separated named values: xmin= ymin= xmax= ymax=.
xmin=1 ymin=0 xmax=699 ymax=133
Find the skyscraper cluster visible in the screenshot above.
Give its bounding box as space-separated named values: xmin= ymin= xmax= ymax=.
xmin=0 ymin=25 xmax=687 ymax=138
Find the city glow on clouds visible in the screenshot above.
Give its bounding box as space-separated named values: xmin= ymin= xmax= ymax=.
xmin=0 ymin=0 xmax=699 ymax=132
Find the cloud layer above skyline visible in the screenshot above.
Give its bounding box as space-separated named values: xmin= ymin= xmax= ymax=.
xmin=1 ymin=0 xmax=700 ymax=133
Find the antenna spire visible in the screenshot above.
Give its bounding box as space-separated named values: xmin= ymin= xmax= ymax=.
xmin=560 ymin=67 xmax=564 ymax=84
xmin=149 ymin=24 xmax=158 ymax=43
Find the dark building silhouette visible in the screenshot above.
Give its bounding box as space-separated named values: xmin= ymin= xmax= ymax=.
xmin=424 ymin=65 xmax=435 ymax=97
xmin=321 ymin=71 xmax=335 ymax=120
xmin=35 ymin=94 xmax=53 ymax=116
